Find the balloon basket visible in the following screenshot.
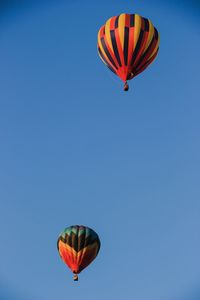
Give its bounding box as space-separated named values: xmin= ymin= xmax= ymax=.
xmin=124 ymin=82 xmax=129 ymax=91
xmin=73 ymin=274 xmax=78 ymax=281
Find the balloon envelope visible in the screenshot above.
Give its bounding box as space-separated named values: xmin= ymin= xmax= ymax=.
xmin=57 ymin=225 xmax=100 ymax=280
xmin=97 ymin=13 xmax=160 ymax=90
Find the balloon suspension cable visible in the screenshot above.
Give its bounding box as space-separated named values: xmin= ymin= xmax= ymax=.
xmin=73 ymin=274 xmax=78 ymax=281
xmin=124 ymin=81 xmax=129 ymax=92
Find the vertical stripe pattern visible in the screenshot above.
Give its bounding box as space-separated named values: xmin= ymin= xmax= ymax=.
xmin=97 ymin=13 xmax=160 ymax=83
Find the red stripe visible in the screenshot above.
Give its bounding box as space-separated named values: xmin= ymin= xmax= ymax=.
xmin=110 ymin=16 xmax=117 ymax=30
xmin=115 ymin=27 xmax=125 ymax=68
xmin=99 ymin=26 xmax=105 ymax=39
xmin=125 ymin=14 xmax=130 ymax=27
xmin=59 ymin=245 xmax=79 ymax=273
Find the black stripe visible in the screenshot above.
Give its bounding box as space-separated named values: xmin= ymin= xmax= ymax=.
xmin=107 ymin=64 xmax=117 ymax=74
xmin=130 ymin=14 xmax=135 ymax=27
xmin=78 ymin=243 xmax=100 ymax=273
xmin=143 ymin=18 xmax=149 ymax=32
xmin=115 ymin=16 xmax=119 ymax=28
xmin=110 ymin=30 xmax=122 ymax=67
xmin=72 ymin=232 xmax=78 ymax=252
xmin=135 ymin=48 xmax=159 ymax=75
xmin=58 ymin=233 xmax=100 ymax=252
xmin=130 ymin=29 xmax=144 ymax=66
xmin=101 ymin=37 xmax=118 ymax=70
xmin=154 ymin=28 xmax=159 ymax=40
xmin=134 ymin=35 xmax=156 ymax=70
xmin=78 ymin=230 xmax=86 ymax=252
xmin=98 ymin=47 xmax=117 ymax=74
xmin=124 ymin=27 xmax=129 ymax=66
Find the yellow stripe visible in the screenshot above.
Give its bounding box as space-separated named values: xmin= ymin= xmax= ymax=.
xmin=77 ymin=242 xmax=99 ymax=259
xmin=98 ymin=28 xmax=111 ymax=66
xmin=148 ymin=44 xmax=159 ymax=60
xmin=105 ymin=18 xmax=113 ymax=53
xmin=133 ymin=14 xmax=142 ymax=52
xmin=148 ymin=33 xmax=160 ymax=60
xmin=59 ymin=241 xmax=77 ymax=257
xmin=77 ymin=246 xmax=88 ymax=264
xmin=118 ymin=13 xmax=126 ymax=50
xmin=97 ymin=29 xmax=104 ymax=54
xmin=143 ymin=20 xmax=154 ymax=52
xmin=98 ymin=48 xmax=108 ymax=66
xmin=78 ymin=243 xmax=99 ymax=265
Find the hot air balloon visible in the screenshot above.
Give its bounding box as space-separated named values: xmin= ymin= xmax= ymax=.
xmin=97 ymin=13 xmax=160 ymax=91
xmin=57 ymin=225 xmax=101 ymax=281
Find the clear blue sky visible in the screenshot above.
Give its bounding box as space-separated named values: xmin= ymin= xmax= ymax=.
xmin=0 ymin=1 xmax=200 ymax=300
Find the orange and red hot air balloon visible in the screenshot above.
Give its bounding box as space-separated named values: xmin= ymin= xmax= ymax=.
xmin=97 ymin=13 xmax=160 ymax=91
xmin=57 ymin=225 xmax=101 ymax=281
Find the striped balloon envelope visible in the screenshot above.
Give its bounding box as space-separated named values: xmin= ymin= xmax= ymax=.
xmin=57 ymin=225 xmax=101 ymax=281
xmin=97 ymin=13 xmax=160 ymax=91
